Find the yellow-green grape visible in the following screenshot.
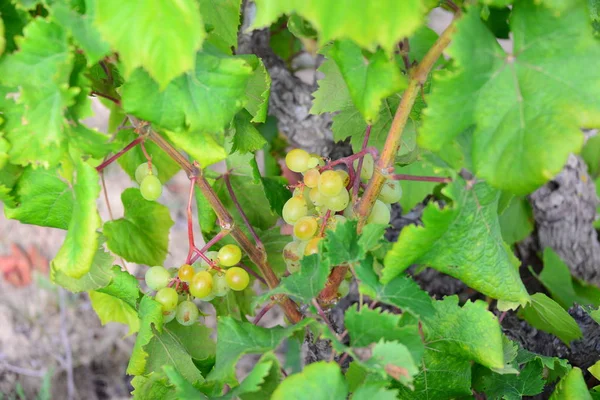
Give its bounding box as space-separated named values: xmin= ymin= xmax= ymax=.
xmin=367 ymin=199 xmax=391 ymax=225
xmin=163 ymin=309 xmax=176 ymax=323
xmin=282 ymin=196 xmax=308 ymax=224
xmin=338 ymin=279 xmax=350 ymax=297
xmin=303 ymin=168 xmax=320 ymax=188
xmin=343 ymin=203 xmax=356 ymax=219
xmin=189 ymin=271 xmax=213 ymax=298
xmin=155 ymin=287 xmax=178 ymax=311
xmin=323 ymin=188 xmax=349 ymax=212
xmin=212 ymin=273 xmax=230 ymax=297
xmin=135 ymin=162 xmax=158 ymax=184
xmin=176 ymin=300 xmax=199 ymax=326
xmin=379 ymin=180 xmax=402 ymax=204
xmin=293 ymin=216 xmax=318 ymax=240
xmin=226 ymin=267 xmax=250 ymax=291
xmin=335 ymin=170 xmax=350 ymax=187
xmin=218 ymin=244 xmax=242 ymax=267
xmin=307 ymin=156 xmax=321 ymax=169
xmin=283 ymin=241 xmax=303 ymax=273
xmin=309 ymin=187 xmax=325 ymax=207
xmin=304 ymin=237 xmax=322 ymax=256
xmin=177 ymin=264 xmax=195 ymax=282
xmin=140 ymin=174 xmax=162 ymax=201
xmin=145 ymin=266 xmax=171 ymax=291
xmin=318 ymin=170 xmax=344 ymax=197
xmin=327 ymin=214 xmax=347 ymax=231
xmin=199 ymin=251 xmax=219 ymax=269
xmin=285 ymin=148 xmax=311 ymax=173
xmin=354 ymin=153 xmax=374 ymax=181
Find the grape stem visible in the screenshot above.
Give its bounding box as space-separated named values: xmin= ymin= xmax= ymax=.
xmin=223 ymin=172 xmax=265 ymax=252
xmin=253 ymin=301 xmax=275 ymax=325
xmin=185 ymin=175 xmax=198 ymax=265
xmin=128 ymin=117 xmax=303 ymax=323
xmin=95 ymin=136 xmax=144 ymax=172
xmin=90 ymin=90 xmax=121 ymax=106
xmin=352 ymin=125 xmax=372 ymax=201
xmin=319 ymin=147 xmax=378 ymax=172
xmin=319 ymin=210 xmax=332 ymax=237
xmin=319 ymin=19 xmax=458 ymax=306
xmin=238 ymin=262 xmax=267 ymax=286
xmin=140 ymin=141 xmax=153 ymax=171
xmin=388 ymin=174 xmax=451 ymax=183
xmin=188 ymin=229 xmax=230 ymax=266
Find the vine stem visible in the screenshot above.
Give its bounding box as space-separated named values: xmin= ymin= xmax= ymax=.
xmin=388 ymin=174 xmax=451 ymax=183
xmin=185 ymin=176 xmax=198 ymax=265
xmin=128 ymin=117 xmax=303 ymax=323
xmin=223 ymin=173 xmax=264 ymax=252
xmin=253 ymin=301 xmax=275 ymax=325
xmin=188 ymin=229 xmax=230 ymax=265
xmin=96 ymin=136 xmax=144 ymax=172
xmin=352 ymin=125 xmax=372 ymax=200
xmin=319 ymin=20 xmax=458 ymax=305
xmin=319 ymin=147 xmax=378 ymax=172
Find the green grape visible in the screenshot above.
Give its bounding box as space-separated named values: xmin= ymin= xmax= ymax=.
xmin=140 ymin=174 xmax=162 ymax=201
xmin=198 ymin=251 xmax=219 ymax=269
xmin=189 ymin=271 xmax=213 ymax=298
xmin=338 ymin=279 xmax=350 ymax=297
xmin=307 ymin=156 xmax=321 ymax=169
xmin=145 ymin=266 xmax=171 ymax=291
xmin=135 ymin=162 xmax=158 ymax=184
xmin=218 ymin=244 xmax=242 ymax=267
xmin=177 ymin=264 xmax=195 ymax=282
xmin=293 ymin=216 xmax=318 ymax=240
xmin=323 ymin=188 xmax=349 ymax=212
xmin=327 ymin=214 xmax=347 ymax=231
xmin=285 ymin=148 xmax=311 ymax=173
xmin=343 ymin=203 xmax=356 ymax=219
xmin=318 ymin=170 xmax=343 ymax=197
xmin=282 ymin=196 xmax=308 ymax=224
xmin=367 ymin=200 xmax=391 ymax=225
xmin=304 ymin=237 xmax=321 ymax=256
xmin=212 ymin=273 xmax=230 ymax=297
xmin=354 ymin=153 xmax=374 ymax=181
xmin=309 ymin=187 xmax=325 ymax=207
xmin=175 ymin=300 xmax=199 ymax=326
xmin=155 ymin=287 xmax=178 ymax=311
xmin=335 ymin=170 xmax=350 ymax=187
xmin=200 ymin=293 xmax=216 ymax=301
xmin=225 ymin=267 xmax=250 ymax=291
xmin=283 ymin=241 xmax=302 ymax=274
xmin=303 ymin=168 xmax=320 ymax=188
xmin=378 ymin=180 xmax=402 ymax=204
xmin=163 ymin=309 xmax=176 ymax=323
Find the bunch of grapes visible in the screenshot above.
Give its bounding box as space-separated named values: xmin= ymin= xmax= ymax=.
xmin=136 ymin=162 xmax=162 ymax=201
xmin=144 ymin=244 xmax=250 ymax=326
xmin=281 ymin=148 xmax=402 ymax=295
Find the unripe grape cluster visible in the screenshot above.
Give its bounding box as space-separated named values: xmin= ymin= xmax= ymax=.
xmin=136 ymin=162 xmax=162 ymax=201
xmin=282 ymin=149 xmax=402 ymax=292
xmin=144 ymin=244 xmax=250 ymax=326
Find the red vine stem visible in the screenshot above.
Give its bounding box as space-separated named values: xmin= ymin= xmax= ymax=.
xmin=140 ymin=142 xmax=153 ymax=170
xmin=90 ymin=91 xmax=121 ymax=106
xmin=96 ymin=136 xmax=144 ymax=172
xmin=185 ymin=176 xmax=198 ymax=264
xmin=188 ymin=229 xmax=230 ymax=265
xmin=253 ymin=301 xmax=275 ymax=325
xmin=319 ymin=147 xmax=377 ymax=172
xmin=223 ymin=173 xmax=264 ymax=251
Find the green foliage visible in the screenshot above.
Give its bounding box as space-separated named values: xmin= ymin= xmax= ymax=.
xmin=550 ymin=367 xmax=592 ymax=400
xmin=271 ymin=362 xmax=348 ymax=400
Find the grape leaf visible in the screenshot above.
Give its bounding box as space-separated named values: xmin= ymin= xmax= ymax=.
xmin=4 ymin=166 xmax=73 ymax=229
xmin=243 ymin=56 xmax=270 ymax=123
xmin=271 ymin=362 xmax=348 ymax=400
xmin=229 ymin=110 xmax=267 ymax=154
xmin=0 ymin=20 xmax=75 ymax=167
xmin=473 ymin=360 xmax=545 ymax=400
xmin=352 ymin=385 xmax=398 ymax=400
xmin=582 ymin=134 xmax=600 ymax=177
xmin=363 ymin=340 xmax=419 ymax=387
xmin=424 ymin=296 xmax=505 ymax=370
xmin=311 ymin=54 xmax=351 ymax=115
xmin=197 ymin=0 xmax=242 ymax=54
xmin=195 ymin=185 xmax=218 ymax=235
xmin=259 ymin=227 xmax=292 ymax=277
xmin=94 ymin=0 xmax=204 ymax=88
xmin=211 ymin=286 xmax=254 ymax=320
xmin=536 ymin=247 xmax=586 ymax=309
xmin=0 ymin=15 xmax=4 ymax=56
xmin=162 ymin=321 xmax=215 ymax=364
xmin=122 ymin=47 xmax=253 ymax=134
xmin=131 ymin=372 xmax=177 ymax=400
xmin=327 ymin=40 xmax=407 ymax=124
xmin=323 ymin=220 xmax=387 ymax=266
xmin=67 ymin=124 xmax=117 ymax=160
xmin=355 ymin=255 xmax=435 ymax=319
xmin=550 ymin=367 xmax=592 ymax=400
xmin=420 ymin=2 xmax=600 ymax=194
xmin=103 ymin=188 xmax=174 ymax=266
xmin=383 ymin=177 xmax=530 ymax=306
xmin=260 ymin=177 xmax=291 ymax=218
xmin=115 ymin=129 xmax=180 ymax=183
xmin=216 ymin=353 xmax=281 ymax=400
xmin=209 ymin=317 xmax=313 ymax=383
xmin=394 ymin=159 xmax=446 ymax=212
xmin=52 ymin=159 xmax=101 ymax=278
xmin=96 ymin=266 xmax=140 ymax=309
xmin=163 ymin=128 xmax=227 ymax=169
xmin=163 ymin=366 xmax=208 ymax=399
xmin=519 ymin=293 xmax=583 ymax=345
xmin=51 ymin=3 xmax=110 ymax=65
xmin=0 ymin=1 xmax=27 ymax=53
xmin=90 ymin=289 xmax=139 ymax=335
xmin=51 ymin=243 xmax=114 ymax=292
xmin=127 ymin=296 xmax=164 ymax=375
xmin=252 ymin=0 xmax=425 ymax=55
xmin=499 ymin=196 xmax=534 ymax=245
xmin=515 ymin=347 xmax=572 ymax=383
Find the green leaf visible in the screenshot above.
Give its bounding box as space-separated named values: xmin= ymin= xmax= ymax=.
xmin=424 ymin=296 xmax=504 ymax=370
xmin=536 ymin=247 xmax=587 ymax=309
xmin=515 ymin=347 xmax=572 ymax=383
xmin=131 ymin=372 xmax=177 ymax=400
xmin=197 ymin=0 xmax=242 ymax=54
xmin=127 ymin=296 xmax=164 ymax=375
xmin=550 ymin=367 xmax=592 ymax=400
xmin=217 ymin=353 xmax=281 ymax=400
xmin=310 ymin=54 xmax=351 ymax=115
xmin=420 ymin=2 xmax=600 ymax=194
xmin=51 ymin=3 xmax=110 ymax=65
xmin=252 ymin=0 xmax=425 ymax=54
xmin=499 ymin=196 xmax=534 ymax=245
xmin=519 ymin=293 xmax=583 ymax=345
xmin=163 ymin=321 xmax=216 ymax=362
xmin=589 ymin=360 xmax=600 ymax=380
xmin=103 ymin=188 xmax=174 ymax=266
xmin=89 ymin=290 xmax=139 ymax=335
xmin=195 ymin=184 xmax=218 ymax=235
xmin=243 ymin=56 xmax=271 ymax=123
xmin=229 ymin=110 xmax=267 ymax=154
xmin=582 ymin=134 xmax=600 ymax=177
xmin=51 ymin=242 xmax=114 ymax=292
xmin=211 ymin=286 xmax=254 ymax=320
xmin=383 ymin=178 xmax=530 ymax=306
xmin=258 ymin=227 xmax=290 ymax=277
xmin=355 ymin=256 xmax=435 ymax=319
xmin=4 ymin=166 xmax=73 ymax=229
xmin=473 ymin=360 xmax=544 ymax=400
xmin=261 ymin=177 xmax=292 ymax=218
xmin=96 ymin=266 xmax=140 ymax=309
xmin=0 ymin=14 xmax=5 ymax=56
xmin=210 ymin=316 xmax=313 ymax=383
xmin=163 ymin=366 xmax=208 ymax=399
xmin=122 ymin=48 xmax=253 ymax=133
xmin=265 ymin=254 xmax=330 ymax=303
xmin=394 ymin=158 xmax=446 ymax=212
xmin=163 ymin=129 xmax=227 ymax=168
xmin=52 ymin=159 xmax=101 ymax=278
xmin=328 ymin=40 xmax=407 ymax=124
xmin=364 ymin=340 xmax=419 ymax=387
xmin=271 ymin=362 xmax=348 ymax=400
xmin=94 ymin=0 xmax=205 ymax=88
xmin=352 ymin=385 xmax=398 ymax=400
xmin=115 ymin=129 xmax=180 ymax=183
xmin=0 ymin=20 xmax=75 ymax=167
xmin=322 ymin=220 xmax=386 ymax=266
xmin=67 ymin=123 xmax=118 ymax=160
xmin=0 ymin=1 xmax=28 ymax=53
